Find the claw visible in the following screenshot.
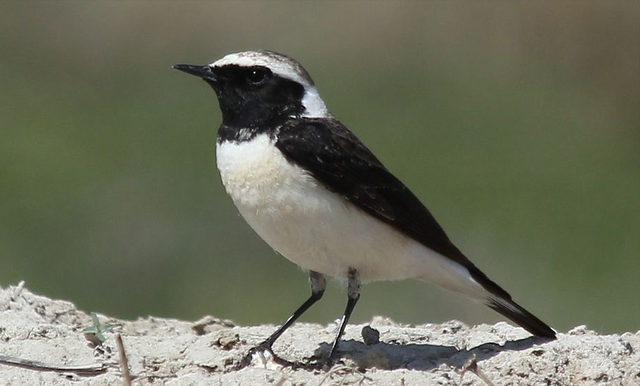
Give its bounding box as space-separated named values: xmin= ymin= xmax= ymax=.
xmin=233 ymin=341 xmax=270 ymax=370
xmin=233 ymin=341 xmax=337 ymax=371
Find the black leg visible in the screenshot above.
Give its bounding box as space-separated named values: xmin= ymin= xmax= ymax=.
xmin=236 ymin=271 xmax=326 ymax=368
xmin=328 ymin=268 xmax=361 ymax=360
xmin=263 ymin=271 xmax=326 ymax=346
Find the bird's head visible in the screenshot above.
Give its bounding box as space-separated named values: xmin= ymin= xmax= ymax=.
xmin=174 ymin=50 xmax=329 ymax=128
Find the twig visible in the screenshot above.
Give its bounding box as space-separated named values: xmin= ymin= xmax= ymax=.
xmin=317 ymin=365 xmax=353 ymax=386
xmin=131 ymin=373 xmax=177 ymax=382
xmin=116 ymin=334 xmax=132 ymax=386
xmin=0 ymin=354 xmax=106 ymax=375
xmin=11 ymin=280 xmax=26 ymax=301
xmin=459 ymin=355 xmax=495 ymax=386
xmin=356 ymin=371 xmax=372 ymax=386
xmin=273 ymin=372 xmax=289 ymax=386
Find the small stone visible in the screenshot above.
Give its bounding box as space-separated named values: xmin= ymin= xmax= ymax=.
xmin=214 ymin=330 xmax=240 ymax=350
xmin=362 ymin=325 xmax=380 ymax=345
xmin=568 ymin=325 xmax=591 ymax=335
xmin=192 ymin=315 xmax=235 ymax=335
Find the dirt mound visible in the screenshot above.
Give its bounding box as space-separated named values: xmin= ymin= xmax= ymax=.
xmin=0 ymin=283 xmax=638 ymax=385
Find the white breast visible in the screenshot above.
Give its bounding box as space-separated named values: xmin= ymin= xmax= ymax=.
xmin=216 ymin=133 xmax=487 ymax=298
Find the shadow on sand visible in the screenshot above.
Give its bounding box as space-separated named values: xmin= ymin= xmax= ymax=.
xmin=312 ymin=335 xmax=551 ymax=371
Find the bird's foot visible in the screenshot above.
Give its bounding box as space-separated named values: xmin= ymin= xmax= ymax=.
xmin=233 ymin=341 xmax=337 ymax=371
xmin=233 ymin=341 xmax=275 ymax=370
xmin=301 ymin=355 xmax=336 ymax=371
xmin=234 ymin=341 xmax=306 ymax=370
xmin=280 ymin=356 xmax=335 ymax=371
xmin=286 ymin=350 xmax=338 ymax=371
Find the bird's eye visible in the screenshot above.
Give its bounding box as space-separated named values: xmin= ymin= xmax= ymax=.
xmin=246 ymin=68 xmax=269 ymax=85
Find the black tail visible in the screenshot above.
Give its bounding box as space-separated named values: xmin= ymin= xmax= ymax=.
xmin=486 ymin=296 xmax=556 ymax=339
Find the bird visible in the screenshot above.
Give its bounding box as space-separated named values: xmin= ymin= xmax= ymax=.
xmin=173 ymin=50 xmax=556 ymax=366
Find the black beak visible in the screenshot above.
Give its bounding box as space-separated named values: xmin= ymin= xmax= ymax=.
xmin=173 ymin=64 xmax=217 ymax=82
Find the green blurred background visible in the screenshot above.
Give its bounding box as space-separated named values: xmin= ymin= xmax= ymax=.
xmin=1 ymin=1 xmax=638 ymax=334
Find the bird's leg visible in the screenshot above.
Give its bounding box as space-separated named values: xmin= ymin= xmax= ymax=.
xmin=326 ymin=267 xmax=361 ymax=363
xmin=236 ymin=271 xmax=326 ymax=369
xmin=262 ymin=271 xmax=326 ymax=348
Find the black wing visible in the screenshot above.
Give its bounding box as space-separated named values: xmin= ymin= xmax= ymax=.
xmin=275 ymin=118 xmax=509 ymax=299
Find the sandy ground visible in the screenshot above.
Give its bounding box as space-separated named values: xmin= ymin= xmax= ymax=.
xmin=0 ymin=283 xmax=638 ymax=386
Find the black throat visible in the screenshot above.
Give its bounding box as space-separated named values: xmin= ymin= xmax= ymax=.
xmin=208 ymin=65 xmax=307 ymax=143
xmin=217 ymin=115 xmax=294 ymax=143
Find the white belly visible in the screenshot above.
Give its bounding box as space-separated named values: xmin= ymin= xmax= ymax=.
xmin=216 ymin=133 xmax=486 ymax=296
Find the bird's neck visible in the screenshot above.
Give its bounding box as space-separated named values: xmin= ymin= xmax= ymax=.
xmin=217 ymin=115 xmax=294 ymax=144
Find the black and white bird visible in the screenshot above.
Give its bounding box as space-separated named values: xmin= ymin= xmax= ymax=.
xmin=174 ymin=50 xmax=556 ymax=365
